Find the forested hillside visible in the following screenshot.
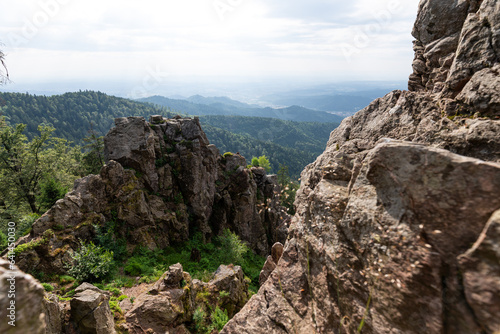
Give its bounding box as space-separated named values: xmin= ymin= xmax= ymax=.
xmin=199 ymin=115 xmax=335 ymax=158
xmin=0 ymin=91 xmax=339 ymax=177
xmin=138 ymin=95 xmax=344 ymax=123
xmin=0 ymin=91 xmax=176 ymax=141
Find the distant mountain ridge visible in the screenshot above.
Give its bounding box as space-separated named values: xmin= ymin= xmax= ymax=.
xmin=0 ymin=90 xmax=338 ymax=177
xmin=138 ymin=95 xmax=344 ymax=123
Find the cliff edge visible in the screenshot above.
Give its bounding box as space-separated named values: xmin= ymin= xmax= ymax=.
xmin=222 ymin=1 xmax=500 ymax=333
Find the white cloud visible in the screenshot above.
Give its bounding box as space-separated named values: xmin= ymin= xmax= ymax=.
xmin=0 ymin=0 xmax=420 ymax=90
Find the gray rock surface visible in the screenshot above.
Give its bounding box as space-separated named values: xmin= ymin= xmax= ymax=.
xmin=125 ymin=263 xmax=249 ymax=333
xmin=222 ymin=1 xmax=500 ymax=333
xmin=0 ymin=258 xmax=46 ymax=334
xmin=70 ymin=283 xmax=115 ymax=334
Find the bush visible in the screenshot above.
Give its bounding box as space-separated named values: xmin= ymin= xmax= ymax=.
xmin=41 ymin=283 xmax=54 ymax=292
xmin=39 ymin=177 xmax=67 ymax=211
xmin=0 ymin=231 xmax=7 ymax=251
xmin=68 ymin=241 xmax=114 ymax=282
xmin=211 ymin=306 xmax=229 ymax=331
xmin=217 ymin=229 xmax=249 ymax=265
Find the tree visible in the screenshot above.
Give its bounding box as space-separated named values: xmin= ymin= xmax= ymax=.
xmin=81 ymin=123 xmax=105 ymax=175
xmin=258 ymin=155 xmax=271 ymax=172
xmin=0 ymin=118 xmax=79 ymax=214
xmin=250 ymin=155 xmax=271 ymax=173
xmin=0 ymin=48 xmax=8 ymax=85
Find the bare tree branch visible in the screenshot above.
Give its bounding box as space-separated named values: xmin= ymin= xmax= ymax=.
xmin=0 ymin=48 xmax=9 ymax=85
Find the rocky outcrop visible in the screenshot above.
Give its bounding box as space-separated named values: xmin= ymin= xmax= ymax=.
xmin=259 ymin=242 xmax=284 ymax=286
xmin=0 ymin=258 xmax=46 ymax=334
xmin=409 ymin=0 xmax=499 ymax=118
xmin=124 ymin=263 xmax=248 ymax=333
xmin=223 ymin=0 xmax=500 ymax=333
xmin=70 ymin=283 xmax=115 ymax=334
xmin=11 ymin=116 xmax=288 ymax=275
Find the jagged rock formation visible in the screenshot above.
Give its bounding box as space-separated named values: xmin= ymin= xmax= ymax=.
xmin=409 ymin=0 xmax=499 ymax=118
xmin=10 ymin=116 xmax=288 ymax=275
xmin=222 ymin=1 xmax=500 ymax=333
xmin=0 ymin=258 xmax=46 ymax=334
xmin=124 ymin=263 xmax=249 ymax=333
xmin=70 ymin=283 xmax=116 ymax=334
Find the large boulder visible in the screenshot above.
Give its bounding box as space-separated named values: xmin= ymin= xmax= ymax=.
xmin=0 ymin=258 xmax=46 ymax=334
xmin=70 ymin=283 xmax=115 ymax=334
xmin=222 ymin=1 xmax=500 ymax=332
xmin=223 ymin=140 xmax=500 ymax=333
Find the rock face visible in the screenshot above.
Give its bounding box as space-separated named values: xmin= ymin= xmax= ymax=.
xmin=12 ymin=116 xmax=288 ymax=275
xmin=223 ymin=1 xmax=500 ymax=333
xmin=70 ymin=283 xmax=115 ymax=334
xmin=124 ymin=263 xmax=248 ymax=333
xmin=409 ymin=0 xmax=500 ymax=118
xmin=0 ymin=258 xmax=46 ymax=334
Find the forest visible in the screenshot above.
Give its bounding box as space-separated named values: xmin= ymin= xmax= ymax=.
xmin=0 ymin=91 xmax=339 ymax=177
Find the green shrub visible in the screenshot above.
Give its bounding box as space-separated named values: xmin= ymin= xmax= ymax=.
xmin=68 ymin=241 xmax=114 ymax=282
xmin=41 ymin=283 xmax=54 ymax=292
xmin=59 ymin=275 xmax=76 ymax=285
xmin=109 ymin=300 xmax=123 ymax=314
xmin=105 ymin=286 xmax=121 ymax=297
xmin=39 ymin=177 xmax=67 ymax=211
xmin=0 ymin=231 xmax=7 ymax=251
xmin=118 ymin=295 xmax=128 ymax=301
xmin=193 ymin=307 xmax=207 ymax=332
xmin=211 ymin=306 xmax=229 ymax=331
xmin=217 ymin=229 xmax=249 ymax=265
xmin=223 ymin=152 xmax=233 ymax=158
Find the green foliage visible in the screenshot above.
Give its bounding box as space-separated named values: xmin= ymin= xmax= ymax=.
xmin=68 ymin=241 xmax=114 ymax=282
xmin=0 ymin=117 xmax=80 ymax=215
xmin=193 ymin=307 xmax=207 ymax=332
xmin=109 ymin=300 xmax=123 ymax=315
xmin=257 ymin=155 xmax=271 ymax=172
xmin=218 ymin=229 xmax=249 ymax=265
xmin=222 ymin=152 xmax=233 ymax=158
xmin=14 ymin=229 xmax=53 ymax=255
xmin=81 ymin=125 xmax=105 ymax=175
xmin=211 ymin=306 xmax=229 ymax=331
xmin=94 ymin=218 xmax=128 ymax=262
xmin=0 ymin=231 xmax=7 ymax=250
xmin=41 ymin=283 xmax=54 ymax=292
xmin=39 ymin=177 xmax=68 ymax=211
xmin=118 ymin=294 xmax=128 ymax=302
xmin=250 ymin=155 xmax=271 ymax=172
xmin=59 ymin=275 xmax=76 ymax=285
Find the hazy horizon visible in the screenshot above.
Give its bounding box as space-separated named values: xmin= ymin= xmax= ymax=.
xmin=1 ymin=0 xmax=420 ymax=102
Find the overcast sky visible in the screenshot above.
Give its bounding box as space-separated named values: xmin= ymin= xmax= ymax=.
xmin=0 ymin=0 xmax=420 ymax=96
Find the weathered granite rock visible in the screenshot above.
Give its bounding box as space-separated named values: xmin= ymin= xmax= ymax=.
xmin=223 ymin=2 xmax=500 ymax=332
xmin=409 ymin=0 xmax=500 ymax=120
xmin=148 ymin=263 xmax=184 ymax=295
xmin=70 ymin=283 xmax=115 ymax=334
xmin=104 ymin=117 xmax=158 ymax=191
xmin=458 ymin=209 xmax=500 ymax=333
xmin=43 ymin=293 xmax=63 ymax=334
xmin=0 ymin=258 xmax=46 ymax=334
xmin=223 ymin=141 xmax=500 ymax=333
xmin=12 ymin=116 xmax=288 ymax=274
xmin=259 ymin=242 xmax=284 ymax=286
xmin=125 ymin=263 xmax=248 ymax=333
